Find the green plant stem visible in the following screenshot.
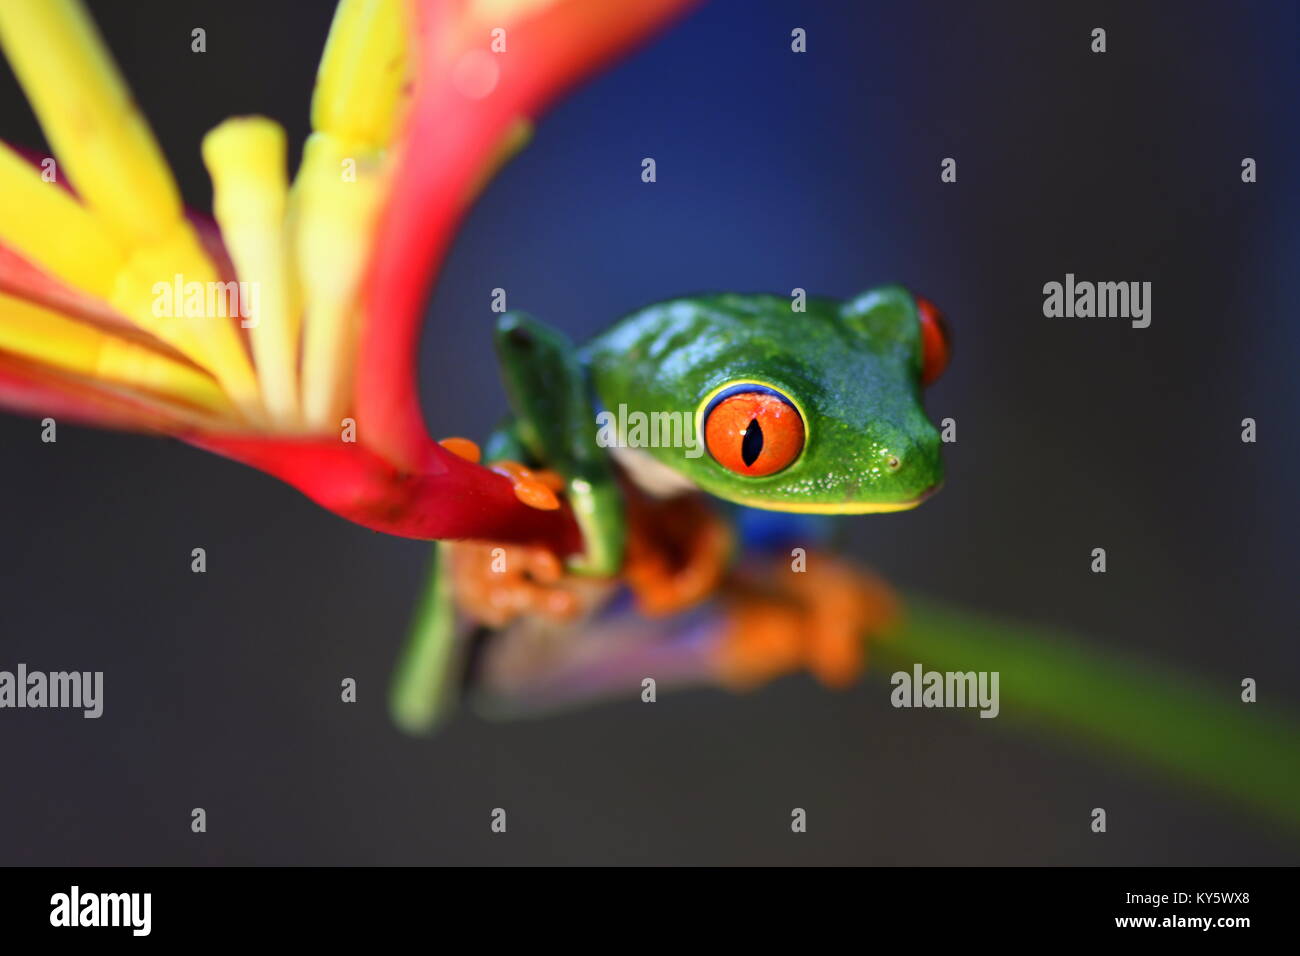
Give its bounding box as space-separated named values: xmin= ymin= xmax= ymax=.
xmin=878 ymin=596 xmax=1300 ymax=831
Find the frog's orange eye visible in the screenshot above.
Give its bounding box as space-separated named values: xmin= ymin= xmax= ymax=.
xmin=915 ymin=295 xmax=951 ymax=386
xmin=703 ymin=385 xmax=804 ymax=477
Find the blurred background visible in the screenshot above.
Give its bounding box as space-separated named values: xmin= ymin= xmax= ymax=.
xmin=0 ymin=0 xmax=1296 ymax=864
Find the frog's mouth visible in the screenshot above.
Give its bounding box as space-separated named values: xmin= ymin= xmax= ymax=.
xmin=737 ymin=482 xmax=943 ymax=515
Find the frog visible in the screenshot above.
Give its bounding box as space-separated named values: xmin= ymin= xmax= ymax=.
xmin=390 ymin=283 xmax=950 ymax=731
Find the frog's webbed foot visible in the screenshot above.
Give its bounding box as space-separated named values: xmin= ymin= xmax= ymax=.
xmin=621 ymin=487 xmax=732 ymax=616
xmin=715 ymin=551 xmax=899 ymax=690
xmin=447 ymin=539 xmax=615 ymax=628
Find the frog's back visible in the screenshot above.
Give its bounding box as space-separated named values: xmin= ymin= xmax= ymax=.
xmin=581 ymin=293 xmax=849 ymax=404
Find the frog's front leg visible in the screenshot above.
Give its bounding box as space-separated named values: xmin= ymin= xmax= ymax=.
xmin=489 ymin=311 xmax=626 ymax=576
xmin=440 ymin=312 xmax=627 ymax=572
xmin=439 ymin=440 xmax=735 ymax=624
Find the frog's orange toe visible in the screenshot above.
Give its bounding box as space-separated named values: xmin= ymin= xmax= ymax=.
xmin=791 ymin=555 xmax=898 ymax=688
xmin=714 ymin=552 xmax=899 ymax=691
xmin=529 ymin=468 xmax=566 ymax=492
xmin=449 ymin=540 xmax=591 ymax=627
xmin=438 ymin=436 xmax=482 ymax=463
xmin=716 ymin=599 xmax=805 ymax=689
xmin=489 ymin=460 xmax=563 ymax=510
xmin=513 ymin=479 xmax=560 ymax=511
xmin=805 ymin=621 xmax=866 ymax=688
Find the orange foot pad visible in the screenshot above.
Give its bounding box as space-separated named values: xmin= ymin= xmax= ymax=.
xmin=449 ymin=541 xmax=591 ymax=627
xmin=489 ymin=460 xmax=565 ymax=511
xmin=438 ymin=436 xmax=482 ymax=464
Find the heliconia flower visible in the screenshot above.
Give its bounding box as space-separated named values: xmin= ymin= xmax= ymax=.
xmin=0 ymin=0 xmax=695 ymax=551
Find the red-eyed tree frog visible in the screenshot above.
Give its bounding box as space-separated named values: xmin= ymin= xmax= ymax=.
xmin=391 ymin=284 xmax=950 ymax=731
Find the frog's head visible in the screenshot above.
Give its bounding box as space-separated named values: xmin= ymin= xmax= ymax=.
xmin=585 ymin=285 xmax=950 ymax=514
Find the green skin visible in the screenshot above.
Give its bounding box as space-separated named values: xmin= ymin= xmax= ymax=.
xmin=495 ymin=282 xmax=944 ymax=574
xmin=390 ymin=284 xmax=944 ymax=730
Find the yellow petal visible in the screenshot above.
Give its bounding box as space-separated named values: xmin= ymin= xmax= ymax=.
xmin=292 ymin=0 xmax=410 ymax=432
xmin=0 ymin=0 xmax=183 ymax=247
xmin=106 ymin=232 xmax=263 ymax=420
xmin=0 ymin=142 xmax=125 ymax=298
xmin=293 ymin=134 xmax=387 ymax=430
xmin=0 ymin=0 xmax=263 ymax=419
xmin=312 ymin=0 xmax=410 ymax=151
xmin=0 ymin=293 xmax=231 ymax=413
xmin=202 ymin=118 xmax=301 ymax=427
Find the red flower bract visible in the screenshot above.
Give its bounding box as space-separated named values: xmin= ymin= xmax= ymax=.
xmin=0 ymin=0 xmax=698 ymax=557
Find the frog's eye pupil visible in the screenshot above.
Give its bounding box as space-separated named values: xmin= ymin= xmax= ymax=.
xmin=741 ymin=418 xmax=763 ymax=466
xmin=703 ymin=385 xmax=804 ymax=477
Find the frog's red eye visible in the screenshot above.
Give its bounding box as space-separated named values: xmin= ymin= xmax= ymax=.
xmin=703 ymin=386 xmax=804 ymax=477
xmin=915 ymin=295 xmax=951 ymax=386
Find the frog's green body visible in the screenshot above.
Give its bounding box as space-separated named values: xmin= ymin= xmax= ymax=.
xmin=491 ymin=284 xmax=944 ymax=575
xmin=391 ymin=285 xmax=947 ymax=730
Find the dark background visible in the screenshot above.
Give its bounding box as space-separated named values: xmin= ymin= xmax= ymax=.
xmin=0 ymin=0 xmax=1296 ymax=864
